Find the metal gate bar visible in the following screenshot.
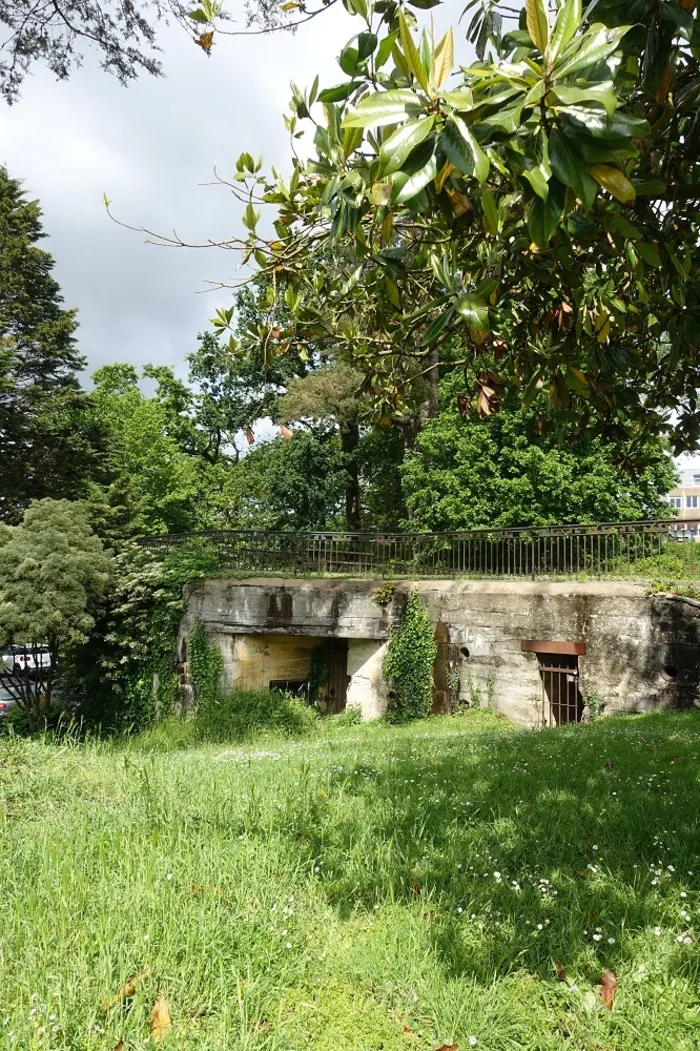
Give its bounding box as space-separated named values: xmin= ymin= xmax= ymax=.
xmin=538 ymin=656 xmax=582 ymax=727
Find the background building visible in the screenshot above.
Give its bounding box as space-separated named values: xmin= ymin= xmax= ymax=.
xmin=669 ymin=461 xmax=700 ymax=533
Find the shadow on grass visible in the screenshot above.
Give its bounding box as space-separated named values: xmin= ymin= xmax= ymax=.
xmin=304 ymin=712 xmax=700 ymax=983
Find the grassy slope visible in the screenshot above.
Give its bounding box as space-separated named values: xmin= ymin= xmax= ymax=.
xmin=0 ymin=711 xmax=699 ymax=1050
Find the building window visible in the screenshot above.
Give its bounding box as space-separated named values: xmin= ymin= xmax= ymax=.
xmin=670 ymin=497 xmax=682 ymax=510
xmin=687 ymin=496 xmax=698 ymax=509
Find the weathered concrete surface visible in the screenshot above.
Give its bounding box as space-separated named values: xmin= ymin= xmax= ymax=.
xmin=179 ymin=578 xmax=700 ymax=726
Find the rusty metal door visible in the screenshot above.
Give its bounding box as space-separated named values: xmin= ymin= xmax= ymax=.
xmin=538 ymin=655 xmax=583 ymax=726
xmin=324 ymin=638 xmax=349 ymax=713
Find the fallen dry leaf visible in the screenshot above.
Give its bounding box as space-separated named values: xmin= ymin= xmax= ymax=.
xmin=150 ymin=995 xmax=172 ymax=1042
xmin=101 ymin=971 xmax=147 ymax=1010
xmin=113 ymin=1042 xmax=125 ymax=1051
xmin=598 ymin=970 xmax=617 ymax=1010
xmin=554 ymin=959 xmax=568 ymax=982
xmin=435 ymin=1045 xmax=459 ymax=1051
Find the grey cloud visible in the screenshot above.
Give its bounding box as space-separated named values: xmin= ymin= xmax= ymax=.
xmin=0 ymin=8 xmax=351 ymax=378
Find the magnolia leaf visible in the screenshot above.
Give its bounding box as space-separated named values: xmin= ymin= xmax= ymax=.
xmin=609 ymin=213 xmax=641 ymax=240
xmin=379 ymin=115 xmax=435 ymax=175
xmin=392 ymin=42 xmax=410 ymax=79
xmin=481 ymin=188 xmax=499 ymax=234
xmin=566 ymin=365 xmax=589 ymax=396
xmin=399 ymin=10 xmax=429 ymax=93
xmin=550 ymin=81 xmax=617 ymax=119
xmin=441 ymin=88 xmax=474 ymax=109
xmin=242 ymin=202 xmax=261 ymax=231
xmin=636 ymin=241 xmax=663 ymax=268
xmin=596 ymin=305 xmax=611 ymax=343
xmin=527 ymin=178 xmax=565 ymax=246
xmin=394 ymin=151 xmax=438 ymax=203
xmin=632 ymin=177 xmax=666 ymax=196
xmin=101 ymin=971 xmax=147 ymax=1010
xmin=343 ymin=89 xmax=422 ymax=128
xmin=376 ymin=31 xmax=398 ymax=70
xmin=343 ymin=124 xmax=363 ymax=159
xmin=456 ymin=293 xmax=489 ymax=334
xmin=446 ymin=187 xmax=471 ymax=216
xmin=370 ymin=181 xmax=393 ymax=206
xmin=526 ymin=0 xmax=549 ymax=53
xmin=521 ymin=369 xmax=544 ymax=408
xmin=150 ymin=996 xmax=171 ymax=1042
xmin=589 ymin=164 xmax=636 ymax=204
xmin=599 ymin=970 xmax=617 ymax=1010
xmin=442 ymin=115 xmax=490 ymax=184
xmin=522 ymin=165 xmax=549 ymax=200
xmin=434 ymin=159 xmax=455 ymax=194
xmin=556 ymin=23 xmax=632 ymax=80
xmin=318 ymin=81 xmax=358 ymax=103
xmin=547 ymin=0 xmax=582 ymax=61
xmin=384 ymin=274 xmax=401 ymax=307
xmin=430 ymin=28 xmax=454 ymax=94
xmin=549 ymin=129 xmax=597 ymax=208
xmin=423 ymin=308 xmax=455 ymax=343
xmin=188 ymin=9 xmax=210 ymax=23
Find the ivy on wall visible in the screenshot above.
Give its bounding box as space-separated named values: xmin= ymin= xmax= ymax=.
xmin=188 ymin=621 xmax=223 ymax=715
xmin=383 ymin=591 xmax=437 ymax=723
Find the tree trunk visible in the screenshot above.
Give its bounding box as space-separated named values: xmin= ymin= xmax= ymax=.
xmin=426 ymin=344 xmax=440 ymax=419
xmin=339 ymin=421 xmax=362 ymax=532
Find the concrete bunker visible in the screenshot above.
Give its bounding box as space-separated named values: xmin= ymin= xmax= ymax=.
xmin=178 ymin=578 xmax=700 ymax=726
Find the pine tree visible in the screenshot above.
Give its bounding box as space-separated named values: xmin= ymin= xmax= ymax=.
xmin=0 ymin=165 xmax=97 ymax=521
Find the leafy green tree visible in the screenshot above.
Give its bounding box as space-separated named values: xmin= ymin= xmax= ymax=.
xmin=402 ymin=374 xmax=678 ymax=530
xmin=197 ymin=0 xmax=700 ymax=454
xmin=90 ymin=363 xmax=207 ymax=535
xmin=277 ymin=363 xmax=366 ymax=529
xmin=217 ymin=427 xmax=350 ymax=531
xmin=0 ymin=166 xmax=100 ymax=522
xmin=0 ymin=499 xmax=112 ymax=727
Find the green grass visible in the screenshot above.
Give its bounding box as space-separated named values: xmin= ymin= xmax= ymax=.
xmin=1 ymin=710 xmax=699 ymax=1050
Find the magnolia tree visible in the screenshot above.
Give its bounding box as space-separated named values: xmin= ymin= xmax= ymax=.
xmin=142 ymin=0 xmax=699 ymax=456
xmin=0 ymin=500 xmax=112 ymax=729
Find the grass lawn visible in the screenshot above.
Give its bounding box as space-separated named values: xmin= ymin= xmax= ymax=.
xmin=1 ymin=710 xmax=699 ymax=1050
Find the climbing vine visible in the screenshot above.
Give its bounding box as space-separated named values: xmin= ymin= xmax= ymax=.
xmin=188 ymin=621 xmax=223 ymax=715
xmin=383 ymin=591 xmax=437 ymax=723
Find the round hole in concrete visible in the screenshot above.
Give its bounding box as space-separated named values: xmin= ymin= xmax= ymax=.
xmin=662 ymin=664 xmax=678 ymax=680
xmin=461 ymin=646 xmax=470 ymax=658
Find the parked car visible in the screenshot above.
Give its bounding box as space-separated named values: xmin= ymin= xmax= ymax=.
xmin=1 ymin=644 xmax=52 ymax=678
xmin=0 ymin=688 xmax=17 ymax=719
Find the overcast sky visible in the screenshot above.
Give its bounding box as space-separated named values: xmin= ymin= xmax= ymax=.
xmin=0 ymin=3 xmax=467 ymax=384
xmin=0 ymin=6 xmax=357 ymax=379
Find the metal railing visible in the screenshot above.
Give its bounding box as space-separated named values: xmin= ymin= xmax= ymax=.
xmin=136 ymin=517 xmax=700 ymax=581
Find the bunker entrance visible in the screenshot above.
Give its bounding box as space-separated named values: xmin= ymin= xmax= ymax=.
xmin=264 ymin=636 xmax=348 ymax=713
xmin=521 ymin=640 xmax=585 ymax=727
